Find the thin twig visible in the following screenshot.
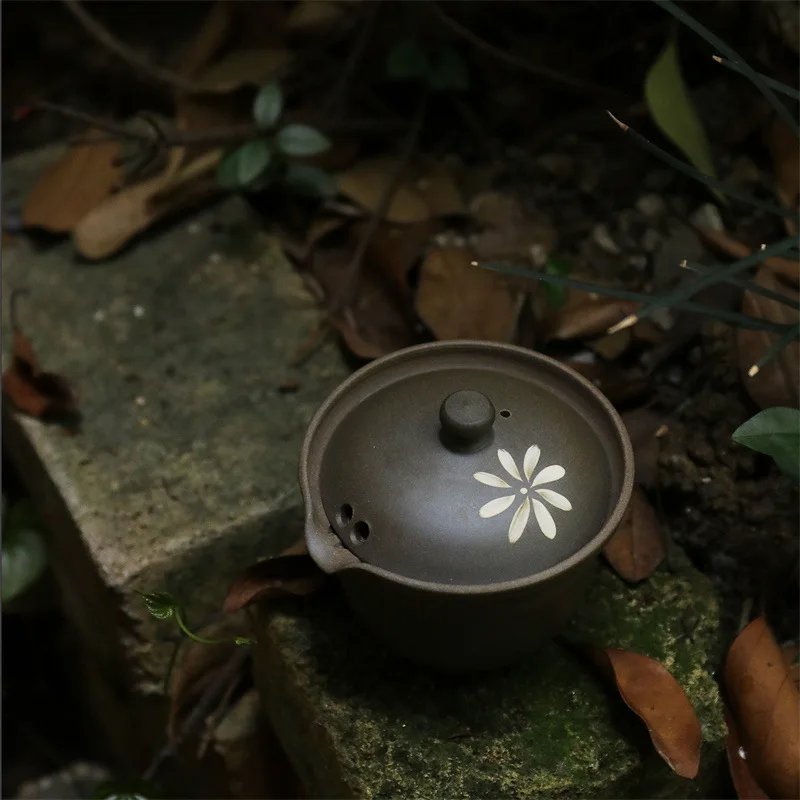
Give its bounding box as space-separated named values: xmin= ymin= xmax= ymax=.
xmin=329 ymin=91 xmax=429 ymax=315
xmin=142 ymin=647 xmax=249 ymax=784
xmin=432 ymin=3 xmax=627 ymax=101
xmin=607 ymin=112 xmax=798 ymax=220
xmin=475 ymin=259 xmax=794 ymax=334
xmin=681 ymin=260 xmax=800 ymax=311
xmin=63 ymin=0 xmax=206 ymax=94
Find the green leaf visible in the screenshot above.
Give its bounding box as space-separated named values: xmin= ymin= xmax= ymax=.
xmin=253 ymin=81 xmax=283 ymax=127
xmin=644 ymin=30 xmax=725 ymax=204
xmin=428 ymin=46 xmax=469 ymax=91
xmin=234 ymin=636 xmax=257 ymax=646
xmin=283 ymin=164 xmax=337 ymax=197
xmin=275 ymin=124 xmax=331 ymax=157
xmin=543 ymin=257 xmax=573 ymax=309
xmin=386 ymin=38 xmax=430 ymax=80
xmin=216 ymin=140 xmax=273 ymax=188
xmin=2 ymin=524 xmax=47 ymax=602
xmin=138 ymin=590 xmax=177 ymax=620
xmin=732 ymin=407 xmax=800 ymax=480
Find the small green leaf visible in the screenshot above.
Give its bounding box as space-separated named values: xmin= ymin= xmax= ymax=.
xmin=543 ymin=257 xmax=573 ymax=309
xmin=253 ymin=81 xmax=283 ymax=127
xmin=138 ymin=590 xmax=177 ymax=620
xmin=428 ymin=46 xmax=469 ymax=91
xmin=644 ymin=30 xmax=724 ymax=204
xmin=234 ymin=636 xmax=257 ymax=646
xmin=276 ymin=124 xmax=331 ymax=157
xmin=386 ymin=38 xmax=430 ymax=80
xmin=216 ymin=140 xmax=273 ymax=188
xmin=732 ymin=406 xmax=800 ymax=480
xmin=93 ymin=778 xmax=153 ymax=800
xmin=284 ymin=164 xmax=337 ymax=197
xmin=2 ymin=524 xmax=47 ymax=602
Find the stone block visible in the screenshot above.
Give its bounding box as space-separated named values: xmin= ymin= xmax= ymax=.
xmin=2 ymin=147 xmax=349 ymax=768
xmin=253 ymin=551 xmax=726 ymax=799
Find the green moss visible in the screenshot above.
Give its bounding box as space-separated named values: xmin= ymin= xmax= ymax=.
xmin=255 ymin=549 xmax=726 ymax=799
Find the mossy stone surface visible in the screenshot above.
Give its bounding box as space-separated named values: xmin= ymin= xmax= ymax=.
xmin=254 ymin=550 xmax=726 ymax=799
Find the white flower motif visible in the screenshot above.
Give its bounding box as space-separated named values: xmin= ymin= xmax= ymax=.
xmin=473 ymin=446 xmax=572 ymax=543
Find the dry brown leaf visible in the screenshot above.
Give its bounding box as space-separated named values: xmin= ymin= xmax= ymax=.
xmin=737 ymin=262 xmax=800 ymax=409
xmin=723 ymin=617 xmax=800 ymax=800
xmin=562 ymin=359 xmax=654 ymax=408
xmin=416 ymin=246 xmax=521 ymax=342
xmin=588 ymin=329 xmax=633 ymax=360
xmin=22 ymin=130 xmax=123 ymax=233
xmin=621 ymin=408 xmax=663 ymax=487
xmin=724 ymin=705 xmax=770 ymax=800
xmin=588 ymin=647 xmax=702 ymax=778
xmin=335 ymin=158 xmax=464 ymax=223
xmin=286 ymin=0 xmax=346 ymax=32
xmin=72 ymin=150 xmax=222 ymax=260
xmin=767 ymin=117 xmax=799 ymax=234
xmin=194 ymin=49 xmax=293 ymax=93
xmin=2 ymin=294 xmax=81 ymax=430
xmin=222 ymin=554 xmax=325 ymax=614
xmin=602 ymin=487 xmax=665 ymax=582
xmin=696 ymin=228 xmax=800 ymax=281
xmin=544 ymin=287 xmax=640 ymax=342
xmin=176 ymin=1 xmax=233 ymax=80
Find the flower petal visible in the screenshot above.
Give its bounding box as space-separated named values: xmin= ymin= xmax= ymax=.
xmin=531 ymin=465 xmax=566 ymax=486
xmin=523 ymin=445 xmax=541 ymax=482
xmin=479 ymin=495 xmax=516 ymax=518
xmin=498 ymin=449 xmax=522 ymax=481
xmin=532 ymin=498 xmax=557 ymax=538
xmin=473 ymin=472 xmax=511 ymax=488
xmin=535 ymin=488 xmax=572 ymax=511
xmin=508 ymin=498 xmax=531 ymax=543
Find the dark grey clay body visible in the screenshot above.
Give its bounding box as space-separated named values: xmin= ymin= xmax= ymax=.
xmin=301 ymin=342 xmax=634 ymax=670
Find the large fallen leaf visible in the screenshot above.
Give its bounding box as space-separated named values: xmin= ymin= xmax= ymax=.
xmin=723 ymin=617 xmax=800 ymax=799
xmin=588 ymin=647 xmax=702 ymax=778
xmin=21 ymin=130 xmax=122 ymax=232
xmin=2 ymin=297 xmax=80 ymax=429
xmin=724 ymin=705 xmax=769 ymax=800
xmin=644 ymin=30 xmax=722 ymax=203
xmin=543 ymin=284 xmax=640 ymax=342
xmin=736 ymin=262 xmax=800 ymax=410
xmin=335 ymin=158 xmax=464 ymax=223
xmin=194 ymin=49 xmax=293 ymax=93
xmin=222 ymin=554 xmax=325 ymax=614
xmin=73 ymin=149 xmax=222 ymax=260
xmin=416 ymin=246 xmax=521 ymax=342
xmin=602 ymin=487 xmax=665 ymax=583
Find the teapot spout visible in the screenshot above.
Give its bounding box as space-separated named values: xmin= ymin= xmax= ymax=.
xmin=305 ymin=514 xmax=362 ymax=575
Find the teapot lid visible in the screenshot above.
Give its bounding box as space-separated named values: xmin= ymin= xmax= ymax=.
xmin=301 ymin=342 xmax=633 ymax=586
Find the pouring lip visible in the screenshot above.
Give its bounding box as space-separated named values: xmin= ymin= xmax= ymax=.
xmin=300 ymin=340 xmax=635 ymax=595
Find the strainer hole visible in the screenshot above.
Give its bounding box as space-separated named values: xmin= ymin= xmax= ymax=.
xmin=500 ymin=409 xmax=511 ymax=418
xmin=351 ymin=521 xmax=370 ymax=544
xmin=337 ymin=504 xmax=353 ymax=526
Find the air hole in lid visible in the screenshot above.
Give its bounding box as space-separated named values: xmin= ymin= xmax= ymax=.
xmin=500 ymin=409 xmax=511 ymax=418
xmin=351 ymin=520 xmax=370 ymax=544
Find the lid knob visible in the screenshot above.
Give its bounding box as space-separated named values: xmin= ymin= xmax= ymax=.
xmin=439 ymin=390 xmax=495 ymax=452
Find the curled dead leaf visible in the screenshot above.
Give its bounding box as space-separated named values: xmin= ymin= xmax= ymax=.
xmin=2 ymin=292 xmax=80 ymax=429
xmin=696 ymin=228 xmax=800 ymax=282
xmin=222 ymin=554 xmax=325 ymax=614
xmin=22 ymin=130 xmax=123 ymax=233
xmin=72 ymin=150 xmax=222 ymax=260
xmin=723 ymin=617 xmax=800 ymax=800
xmin=602 ymin=487 xmax=665 ymax=583
xmin=416 ymin=246 xmax=522 ymax=342
xmin=724 ymin=705 xmax=769 ymax=800
xmin=587 ymin=646 xmax=702 ymax=779
xmin=736 ymin=262 xmax=800 ymax=409
xmin=621 ymin=408 xmax=664 ymax=487
xmin=543 ymin=287 xmax=640 ymax=343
